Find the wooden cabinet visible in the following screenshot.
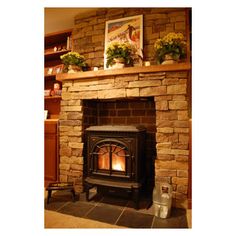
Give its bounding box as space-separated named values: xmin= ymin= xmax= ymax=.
xmin=44 ymin=29 xmax=72 ymax=184
xmin=44 ymin=120 xmax=58 ymax=183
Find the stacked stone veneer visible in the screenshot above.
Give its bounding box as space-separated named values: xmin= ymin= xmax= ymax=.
xmin=59 ymin=69 xmax=191 ymax=208
xmin=73 ymin=8 xmax=189 ymax=68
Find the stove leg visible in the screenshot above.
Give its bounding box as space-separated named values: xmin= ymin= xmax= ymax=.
xmin=47 ymin=189 xmax=52 ymax=204
xmin=71 ymin=189 xmax=76 ymax=202
xmin=85 ymin=184 xmax=90 ymax=201
xmin=133 ymin=188 xmax=139 ymax=210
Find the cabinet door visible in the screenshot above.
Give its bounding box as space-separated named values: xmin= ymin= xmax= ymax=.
xmin=44 ymin=123 xmax=58 ymax=181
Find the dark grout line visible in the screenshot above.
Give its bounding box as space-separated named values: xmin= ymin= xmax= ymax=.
xmin=83 ymin=204 xmax=96 ymax=218
xmin=55 ymin=202 xmax=70 ymax=212
xmin=113 ymin=200 xmax=129 ymax=225
xmin=151 ymin=215 xmax=155 ymax=228
xmin=83 ymin=196 xmax=105 ymax=218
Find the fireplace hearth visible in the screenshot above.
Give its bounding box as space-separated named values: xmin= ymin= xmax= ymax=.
xmin=85 ymin=125 xmax=146 ymax=209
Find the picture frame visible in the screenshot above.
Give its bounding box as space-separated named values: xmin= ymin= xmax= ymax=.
xmin=53 ymin=64 xmax=64 ymax=74
xmin=104 ymin=15 xmax=143 ymax=69
xmin=44 ymin=110 xmax=48 ymax=120
xmin=47 ymin=67 xmax=53 ymax=75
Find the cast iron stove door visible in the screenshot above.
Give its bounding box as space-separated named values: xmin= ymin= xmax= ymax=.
xmin=90 ymin=139 xmax=132 ymax=178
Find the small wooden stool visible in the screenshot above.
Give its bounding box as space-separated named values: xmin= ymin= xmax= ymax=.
xmin=46 ymin=182 xmax=76 ymax=204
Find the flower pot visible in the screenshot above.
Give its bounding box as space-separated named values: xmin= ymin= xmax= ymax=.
xmin=161 ymin=54 xmax=179 ymax=65
xmin=68 ymin=65 xmax=82 ymax=73
xmin=111 ymin=58 xmax=125 ymax=69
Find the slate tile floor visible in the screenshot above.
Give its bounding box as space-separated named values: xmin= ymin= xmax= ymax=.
xmin=44 ymin=189 xmax=188 ymax=228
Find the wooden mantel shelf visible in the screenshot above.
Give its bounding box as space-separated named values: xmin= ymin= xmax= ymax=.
xmin=56 ymin=63 xmax=191 ymax=81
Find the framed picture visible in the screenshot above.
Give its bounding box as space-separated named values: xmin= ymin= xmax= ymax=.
xmin=53 ymin=64 xmax=64 ymax=74
xmin=44 ymin=110 xmax=48 ymax=120
xmin=104 ymin=15 xmax=143 ymax=69
xmin=47 ymin=67 xmax=53 ymax=75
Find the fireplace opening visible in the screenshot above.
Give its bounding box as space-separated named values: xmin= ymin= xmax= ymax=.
xmin=82 ymin=97 xmax=156 ymax=205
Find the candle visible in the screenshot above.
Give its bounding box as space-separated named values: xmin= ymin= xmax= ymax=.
xmin=67 ymin=36 xmax=70 ymax=50
xmin=144 ymin=61 xmax=150 ymax=66
xmin=93 ymin=67 xmax=98 ymax=71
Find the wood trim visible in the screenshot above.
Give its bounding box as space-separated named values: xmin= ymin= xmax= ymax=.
xmin=56 ymin=63 xmax=191 ymax=81
xmin=45 ymin=28 xmax=73 ymax=38
xmin=188 ymin=118 xmax=192 ymax=209
xmin=44 ymin=50 xmax=71 ymax=61
xmin=185 ymin=8 xmax=191 ymax=63
xmin=44 ymin=121 xmax=59 ymax=182
xmin=44 ymin=96 xmax=62 ymax=100
xmin=44 ymin=119 xmax=59 ymax=123
xmin=44 ymin=49 xmax=71 ymax=57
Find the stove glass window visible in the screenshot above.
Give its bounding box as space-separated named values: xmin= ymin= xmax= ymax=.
xmin=95 ymin=142 xmax=127 ymax=172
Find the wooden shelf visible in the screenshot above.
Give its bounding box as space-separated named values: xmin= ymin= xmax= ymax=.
xmin=56 ymin=63 xmax=191 ymax=81
xmin=44 ymin=96 xmax=61 ymax=100
xmin=45 ymin=29 xmax=73 ymax=46
xmin=44 ymin=119 xmax=59 ymax=123
xmin=44 ymin=73 xmax=64 ymax=80
xmin=44 ymin=74 xmax=56 ymax=79
xmin=44 ymin=49 xmax=71 ymax=60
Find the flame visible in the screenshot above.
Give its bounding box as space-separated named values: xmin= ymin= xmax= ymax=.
xmin=112 ymin=163 xmax=123 ymax=171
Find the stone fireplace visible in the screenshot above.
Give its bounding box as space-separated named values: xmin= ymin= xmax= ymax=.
xmin=57 ymin=64 xmax=191 ymax=209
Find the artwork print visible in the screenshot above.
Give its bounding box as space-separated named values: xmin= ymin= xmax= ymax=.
xmin=104 ymin=15 xmax=143 ymax=69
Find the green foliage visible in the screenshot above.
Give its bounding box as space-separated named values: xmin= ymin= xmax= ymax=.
xmin=60 ymin=52 xmax=86 ymax=67
xmin=105 ymin=41 xmax=134 ymax=67
xmin=154 ymin=32 xmax=187 ymax=64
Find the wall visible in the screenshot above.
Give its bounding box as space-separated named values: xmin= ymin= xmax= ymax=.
xmin=72 ymin=8 xmax=189 ymax=68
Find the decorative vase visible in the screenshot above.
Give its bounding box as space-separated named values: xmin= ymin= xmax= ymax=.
xmin=112 ymin=58 xmax=125 ymax=69
xmin=161 ymin=54 xmax=179 ymax=65
xmin=68 ymin=65 xmax=81 ymax=73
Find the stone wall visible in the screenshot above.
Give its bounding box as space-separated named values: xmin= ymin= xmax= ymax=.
xmin=59 ymin=69 xmax=191 ymax=208
xmin=73 ymin=8 xmax=189 ymax=68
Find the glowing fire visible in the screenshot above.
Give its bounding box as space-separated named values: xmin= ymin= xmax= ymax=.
xmin=112 ymin=163 xmax=123 ymax=171
xmin=97 ymin=145 xmax=126 ymax=171
xmin=111 ymin=148 xmax=125 ymax=171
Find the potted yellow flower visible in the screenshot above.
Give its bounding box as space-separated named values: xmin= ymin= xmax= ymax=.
xmin=154 ymin=32 xmax=187 ymax=65
xmin=60 ymin=52 xmax=87 ymax=73
xmin=105 ymin=41 xmax=134 ymax=69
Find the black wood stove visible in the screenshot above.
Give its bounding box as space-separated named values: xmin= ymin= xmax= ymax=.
xmin=84 ymin=125 xmax=146 ymax=209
